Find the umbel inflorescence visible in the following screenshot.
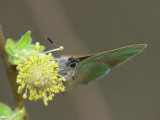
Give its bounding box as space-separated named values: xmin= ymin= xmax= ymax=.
xmin=15 ymin=42 xmax=66 ymax=106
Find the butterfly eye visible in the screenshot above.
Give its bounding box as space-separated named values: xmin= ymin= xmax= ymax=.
xmin=67 ymin=57 xmax=78 ymax=68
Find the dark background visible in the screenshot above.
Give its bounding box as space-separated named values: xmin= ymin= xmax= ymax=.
xmin=0 ymin=0 xmax=158 ymax=120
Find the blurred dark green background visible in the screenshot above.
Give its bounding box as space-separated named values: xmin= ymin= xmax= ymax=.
xmin=0 ymin=0 xmax=158 ymax=120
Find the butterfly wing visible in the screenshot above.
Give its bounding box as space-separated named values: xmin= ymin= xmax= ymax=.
xmin=68 ymin=44 xmax=146 ymax=86
xmin=69 ymin=62 xmax=110 ymax=86
xmin=78 ymin=44 xmax=147 ymax=67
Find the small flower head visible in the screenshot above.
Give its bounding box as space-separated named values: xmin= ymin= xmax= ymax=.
xmin=15 ymin=42 xmax=66 ymax=106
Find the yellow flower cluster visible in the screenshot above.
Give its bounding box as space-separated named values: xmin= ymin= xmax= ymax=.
xmin=15 ymin=42 xmax=66 ymax=106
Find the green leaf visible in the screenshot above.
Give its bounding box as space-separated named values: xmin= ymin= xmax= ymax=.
xmin=5 ymin=39 xmax=16 ymax=56
xmin=6 ymin=39 xmax=16 ymax=49
xmin=11 ymin=112 xmax=24 ymax=120
xmin=25 ymin=45 xmax=35 ymax=51
xmin=17 ymin=31 xmax=32 ymax=50
xmin=0 ymin=103 xmax=13 ymax=117
xmin=11 ymin=109 xmax=24 ymax=120
xmin=5 ymin=44 xmax=15 ymax=56
xmin=15 ymin=41 xmax=20 ymax=48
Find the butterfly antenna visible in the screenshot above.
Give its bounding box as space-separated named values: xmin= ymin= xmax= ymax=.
xmin=45 ymin=36 xmax=73 ymax=57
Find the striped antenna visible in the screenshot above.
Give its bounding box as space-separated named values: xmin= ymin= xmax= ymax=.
xmin=45 ymin=36 xmax=73 ymax=57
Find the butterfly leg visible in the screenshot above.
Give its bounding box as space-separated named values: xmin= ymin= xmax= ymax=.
xmin=72 ymin=63 xmax=78 ymax=80
xmin=59 ymin=67 xmax=69 ymax=71
xmin=57 ymin=71 xmax=71 ymax=79
xmin=64 ymin=72 xmax=71 ymax=78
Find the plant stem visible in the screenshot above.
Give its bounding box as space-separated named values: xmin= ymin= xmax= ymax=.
xmin=0 ymin=25 xmax=29 ymax=120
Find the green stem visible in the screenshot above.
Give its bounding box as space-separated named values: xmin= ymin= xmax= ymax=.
xmin=0 ymin=25 xmax=29 ymax=120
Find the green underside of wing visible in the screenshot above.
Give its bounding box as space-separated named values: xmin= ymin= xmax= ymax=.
xmin=77 ymin=44 xmax=146 ymax=68
xmin=72 ymin=62 xmax=109 ymax=86
xmin=67 ymin=44 xmax=146 ymax=87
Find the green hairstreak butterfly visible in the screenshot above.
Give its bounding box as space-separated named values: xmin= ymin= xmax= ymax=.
xmin=46 ymin=37 xmax=147 ymax=86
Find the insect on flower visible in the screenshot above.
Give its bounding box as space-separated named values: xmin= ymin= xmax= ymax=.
xmin=44 ymin=37 xmax=147 ymax=87
xmin=15 ymin=34 xmax=147 ymax=106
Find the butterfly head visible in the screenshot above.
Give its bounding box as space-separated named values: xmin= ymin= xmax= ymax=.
xmin=66 ymin=57 xmax=78 ymax=68
xmin=45 ymin=37 xmax=79 ymax=80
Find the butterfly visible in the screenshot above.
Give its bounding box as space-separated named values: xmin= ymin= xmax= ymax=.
xmin=46 ymin=37 xmax=147 ymax=87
